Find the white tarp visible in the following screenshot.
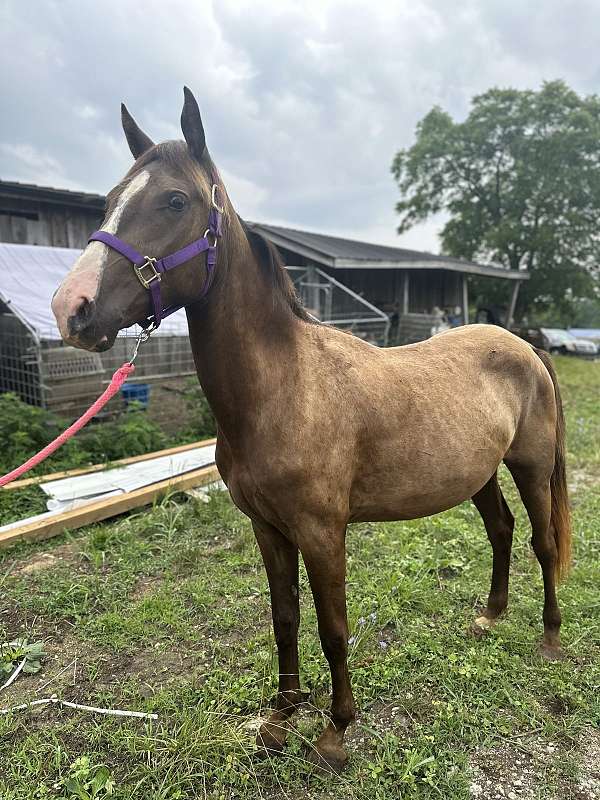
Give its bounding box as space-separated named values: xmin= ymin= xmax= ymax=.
xmin=0 ymin=242 xmax=190 ymax=339
xmin=0 ymin=442 xmax=218 ymax=535
xmin=40 ymin=443 xmax=217 ymax=511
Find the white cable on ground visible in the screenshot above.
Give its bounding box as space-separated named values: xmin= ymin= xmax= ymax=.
xmin=0 ymin=694 xmax=158 ymax=720
xmin=0 ymin=658 xmax=27 ymax=692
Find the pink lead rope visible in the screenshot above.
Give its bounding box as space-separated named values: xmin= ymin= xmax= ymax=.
xmin=0 ymin=362 xmax=136 ymax=488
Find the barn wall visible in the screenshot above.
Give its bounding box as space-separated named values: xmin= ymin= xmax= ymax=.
xmin=0 ymin=197 xmax=102 ymax=248
xmin=331 ymin=268 xmax=402 ymax=313
xmin=408 ymin=270 xmax=462 ymax=313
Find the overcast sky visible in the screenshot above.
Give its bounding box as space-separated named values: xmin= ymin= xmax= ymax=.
xmin=2 ymin=0 xmax=600 ymax=252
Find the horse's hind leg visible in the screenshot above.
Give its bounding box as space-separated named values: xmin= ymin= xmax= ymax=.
xmin=472 ymin=473 xmax=514 ymax=632
xmin=507 ymin=467 xmax=563 ymax=659
xmin=253 ymin=520 xmax=305 ymax=755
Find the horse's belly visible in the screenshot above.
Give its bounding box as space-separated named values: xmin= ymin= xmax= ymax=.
xmin=348 ymin=438 xmax=508 ymax=522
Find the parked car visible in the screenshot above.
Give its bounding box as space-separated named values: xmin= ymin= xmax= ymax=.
xmin=511 ymin=327 xmax=598 ymax=358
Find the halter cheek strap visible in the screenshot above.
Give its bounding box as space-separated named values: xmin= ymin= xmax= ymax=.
xmin=88 ymin=185 xmax=223 ymax=329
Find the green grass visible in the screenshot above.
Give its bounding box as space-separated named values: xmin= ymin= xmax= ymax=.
xmin=0 ymin=356 xmax=598 ymax=799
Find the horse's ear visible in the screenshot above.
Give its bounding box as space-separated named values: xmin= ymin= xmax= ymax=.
xmin=121 ymin=103 xmax=154 ymax=159
xmin=181 ymin=86 xmax=206 ymax=162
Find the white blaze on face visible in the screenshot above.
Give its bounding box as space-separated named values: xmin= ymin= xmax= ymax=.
xmin=52 ymin=170 xmax=150 ymax=339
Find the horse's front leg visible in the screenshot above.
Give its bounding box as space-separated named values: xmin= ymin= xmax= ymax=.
xmin=301 ymin=523 xmax=356 ymax=772
xmin=253 ymin=520 xmax=305 ymax=754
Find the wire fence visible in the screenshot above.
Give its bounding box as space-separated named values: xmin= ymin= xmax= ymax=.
xmin=288 ymin=266 xmax=390 ymax=345
xmin=1 ymin=266 xmax=390 ymax=429
xmin=0 ymin=310 xmax=197 ymax=430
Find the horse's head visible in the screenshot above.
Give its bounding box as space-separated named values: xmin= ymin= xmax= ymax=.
xmin=52 ymin=87 xmax=222 ymax=351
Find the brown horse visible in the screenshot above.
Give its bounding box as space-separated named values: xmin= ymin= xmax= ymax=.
xmin=52 ymin=88 xmax=571 ymax=772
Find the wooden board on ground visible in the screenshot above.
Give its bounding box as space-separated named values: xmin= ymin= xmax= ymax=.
xmin=0 ymin=464 xmax=220 ymax=550
xmin=4 ymin=438 xmax=217 ymax=490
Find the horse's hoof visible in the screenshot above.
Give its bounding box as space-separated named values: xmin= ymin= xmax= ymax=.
xmin=255 ymin=722 xmax=287 ymax=758
xmin=471 ymin=615 xmax=496 ymax=637
xmin=539 ymin=642 xmax=566 ymax=662
xmin=306 ymin=744 xmax=348 ymax=774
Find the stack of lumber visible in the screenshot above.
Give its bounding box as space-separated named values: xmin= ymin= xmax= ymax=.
xmin=0 ymin=439 xmax=220 ymax=549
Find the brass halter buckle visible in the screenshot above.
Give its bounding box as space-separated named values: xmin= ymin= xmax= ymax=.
xmin=134 ymin=256 xmax=161 ymax=289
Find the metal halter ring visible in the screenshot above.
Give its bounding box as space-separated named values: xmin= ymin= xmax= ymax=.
xmin=211 ymin=184 xmax=224 ymax=213
xmin=204 ymin=229 xmax=218 ymax=248
xmin=134 ymin=256 xmax=161 ymax=289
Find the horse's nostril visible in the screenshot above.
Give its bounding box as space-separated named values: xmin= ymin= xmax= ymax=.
xmin=67 ymin=297 xmax=96 ymax=337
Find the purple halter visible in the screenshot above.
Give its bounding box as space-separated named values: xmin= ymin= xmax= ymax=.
xmin=89 ymin=183 xmax=223 ymax=329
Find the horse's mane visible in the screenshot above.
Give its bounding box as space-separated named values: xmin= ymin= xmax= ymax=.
xmin=239 ymin=219 xmax=316 ymax=324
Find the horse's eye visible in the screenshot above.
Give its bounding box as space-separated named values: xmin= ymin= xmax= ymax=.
xmin=169 ymin=194 xmax=187 ymax=211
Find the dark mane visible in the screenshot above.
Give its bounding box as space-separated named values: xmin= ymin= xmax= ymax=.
xmin=239 ymin=219 xmax=317 ymax=324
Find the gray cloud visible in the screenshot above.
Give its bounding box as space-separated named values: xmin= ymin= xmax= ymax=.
xmin=2 ymin=0 xmax=600 ymax=251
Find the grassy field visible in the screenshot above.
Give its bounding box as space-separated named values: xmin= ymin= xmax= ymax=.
xmin=0 ymin=356 xmax=598 ymax=799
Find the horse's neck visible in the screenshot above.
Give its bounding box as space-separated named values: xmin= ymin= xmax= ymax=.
xmin=185 ymin=219 xmax=301 ymax=440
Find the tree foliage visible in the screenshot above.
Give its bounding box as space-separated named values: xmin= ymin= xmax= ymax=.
xmin=391 ymin=81 xmax=600 ymax=320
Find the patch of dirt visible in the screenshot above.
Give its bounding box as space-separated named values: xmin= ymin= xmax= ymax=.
xmin=346 ymin=699 xmax=412 ymax=752
xmin=577 ymin=728 xmax=600 ymax=799
xmin=16 ymin=553 xmax=60 ymax=575
xmin=0 ymin=620 xmax=209 ymax=717
xmin=470 ymin=742 xmax=547 ymax=800
xmin=469 ymin=731 xmax=600 ymax=800
xmin=0 ymin=604 xmax=69 ymax=643
xmin=546 ymin=695 xmax=575 ymax=716
xmin=104 ymin=647 xmax=200 ymax=698
xmin=129 ymin=575 xmax=164 ymax=601
xmin=0 ymin=630 xmax=94 ymax=711
xmin=11 ymin=540 xmax=83 ymax=576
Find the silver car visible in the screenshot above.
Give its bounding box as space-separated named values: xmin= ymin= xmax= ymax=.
xmin=541 ymin=328 xmax=598 ymax=358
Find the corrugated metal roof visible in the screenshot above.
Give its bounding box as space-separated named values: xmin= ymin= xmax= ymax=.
xmin=251 ymin=223 xmax=528 ymax=280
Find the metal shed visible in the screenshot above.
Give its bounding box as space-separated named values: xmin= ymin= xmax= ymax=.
xmin=251 ymin=223 xmax=530 ymax=344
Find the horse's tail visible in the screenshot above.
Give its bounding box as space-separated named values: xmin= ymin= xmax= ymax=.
xmin=534 ymin=348 xmax=572 ymax=581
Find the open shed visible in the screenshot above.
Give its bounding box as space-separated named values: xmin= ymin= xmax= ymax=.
xmin=0 ymin=242 xmax=195 ymax=427
xmin=252 ymin=223 xmax=529 ymax=343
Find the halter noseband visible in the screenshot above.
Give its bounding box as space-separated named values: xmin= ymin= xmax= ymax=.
xmin=88 ymin=183 xmax=224 ymax=329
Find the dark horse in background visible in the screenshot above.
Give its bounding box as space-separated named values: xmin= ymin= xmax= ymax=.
xmin=52 ymin=88 xmax=571 ymax=772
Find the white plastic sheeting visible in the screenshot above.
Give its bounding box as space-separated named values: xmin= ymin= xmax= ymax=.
xmin=0 ymin=443 xmax=218 ymax=536
xmin=0 ymin=242 xmax=190 ymax=339
xmin=40 ymin=443 xmax=217 ymax=511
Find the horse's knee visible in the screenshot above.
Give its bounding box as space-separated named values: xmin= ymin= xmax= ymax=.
xmin=490 ymin=511 xmax=514 ymax=547
xmin=489 ymin=529 xmax=512 ymax=556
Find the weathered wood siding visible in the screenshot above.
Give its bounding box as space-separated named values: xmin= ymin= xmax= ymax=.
xmin=0 ymin=196 xmax=102 ymax=248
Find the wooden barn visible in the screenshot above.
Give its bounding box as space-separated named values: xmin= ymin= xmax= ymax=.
xmin=0 ymin=180 xmax=104 ymax=248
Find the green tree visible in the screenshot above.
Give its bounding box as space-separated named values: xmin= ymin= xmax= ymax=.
xmin=391 ymin=81 xmax=600 ymax=321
